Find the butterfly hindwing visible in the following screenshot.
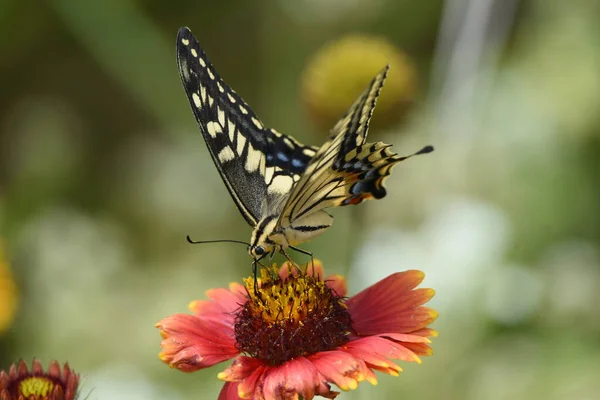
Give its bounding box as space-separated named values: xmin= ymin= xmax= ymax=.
xmin=277 ymin=66 xmax=394 ymax=228
xmin=176 ymin=27 xmax=317 ymax=226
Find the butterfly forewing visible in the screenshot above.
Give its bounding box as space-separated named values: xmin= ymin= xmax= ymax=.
xmin=177 ymin=27 xmax=317 ymax=226
xmin=329 ymin=65 xmax=390 ymax=167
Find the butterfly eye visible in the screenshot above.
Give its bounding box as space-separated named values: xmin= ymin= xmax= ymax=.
xmin=254 ymin=246 xmax=265 ymax=256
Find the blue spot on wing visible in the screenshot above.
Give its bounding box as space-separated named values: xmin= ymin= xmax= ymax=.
xmin=276 ymin=152 xmax=290 ymax=162
xmin=291 ymin=158 xmax=304 ymax=168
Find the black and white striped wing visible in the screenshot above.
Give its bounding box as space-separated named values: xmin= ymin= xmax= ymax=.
xmin=176 ymin=27 xmax=317 ymax=226
xmin=277 ymin=66 xmax=433 ymax=229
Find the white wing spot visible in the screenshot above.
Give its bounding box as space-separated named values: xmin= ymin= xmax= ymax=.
xmin=217 ymin=146 xmax=236 ymax=163
xmin=236 ymin=132 xmax=247 ymax=155
xmin=217 ymin=82 xmax=224 ymax=93
xmin=200 ymin=86 xmax=207 ymax=102
xmin=269 ymin=175 xmax=294 ymax=194
xmin=283 ymin=137 xmax=294 ymax=148
xmin=190 ymin=48 xmax=198 ymax=58
xmin=265 ymin=166 xmax=275 ymax=183
xmin=192 ymin=93 xmax=201 ymax=109
xmin=303 ymin=148 xmax=315 ymax=157
xmin=181 ymin=38 xmax=190 ymax=46
xmin=227 ymin=93 xmax=236 ymax=103
xmin=208 ymin=95 xmax=214 ymax=107
xmin=218 ymin=108 xmax=226 ymax=127
xmin=206 ymin=121 xmax=222 ymax=138
xmin=245 ymin=143 xmax=261 ymax=172
xmin=239 ymin=105 xmax=248 ymax=115
xmin=207 ymin=68 xmax=215 ymax=80
xmin=199 ymin=57 xmax=206 ymax=67
xmin=251 ymin=117 xmax=263 ymax=129
xmin=270 ymin=129 xmax=282 ymax=137
xmin=227 ymin=119 xmax=236 ymax=142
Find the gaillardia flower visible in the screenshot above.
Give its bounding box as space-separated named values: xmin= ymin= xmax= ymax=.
xmin=0 ymin=359 xmax=80 ymax=400
xmin=157 ymin=261 xmax=437 ymax=399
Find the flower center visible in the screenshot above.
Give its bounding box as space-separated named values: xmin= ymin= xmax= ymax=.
xmin=234 ymin=265 xmax=352 ymax=366
xmin=19 ymin=377 xmax=55 ymax=397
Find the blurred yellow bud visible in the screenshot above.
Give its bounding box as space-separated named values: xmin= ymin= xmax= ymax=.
xmin=301 ymin=34 xmax=418 ymax=132
xmin=0 ymin=242 xmax=18 ymax=334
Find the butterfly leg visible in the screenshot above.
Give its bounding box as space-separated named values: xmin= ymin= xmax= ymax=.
xmin=289 ymin=246 xmax=316 ymax=275
xmin=252 ymin=254 xmax=269 ymax=295
xmin=279 ymin=248 xmax=301 ymax=274
xmin=251 ymin=259 xmax=259 ymax=295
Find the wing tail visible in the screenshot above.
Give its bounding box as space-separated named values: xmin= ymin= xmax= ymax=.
xmin=339 ymin=143 xmax=433 ymax=206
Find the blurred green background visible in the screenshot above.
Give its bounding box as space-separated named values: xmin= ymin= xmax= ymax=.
xmin=1 ymin=0 xmax=599 ymax=399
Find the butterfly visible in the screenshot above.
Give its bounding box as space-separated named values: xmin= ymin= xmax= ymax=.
xmin=176 ymin=27 xmax=433 ymax=260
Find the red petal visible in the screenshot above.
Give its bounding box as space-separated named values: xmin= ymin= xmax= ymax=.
xmin=324 ymin=275 xmax=347 ymax=297
xmin=399 ymin=341 xmax=435 ymax=356
xmin=261 ymin=357 xmax=337 ymax=400
xmin=47 ymin=361 xmax=61 ymax=379
xmin=347 ymin=272 xmax=436 ymax=335
xmin=218 ymin=382 xmax=243 ymax=400
xmin=31 ymin=359 xmax=43 ymax=374
xmin=343 ymin=336 xmax=423 ymax=372
xmin=189 ymin=283 xmax=247 ymax=326
xmin=304 ymin=261 xmax=325 ymax=280
xmin=52 ymin=383 xmax=65 ymax=400
xmin=17 ymin=360 xmax=28 ymax=376
xmin=221 ymin=357 xmax=269 ymax=399
xmin=0 ymin=371 xmax=8 ymax=389
xmin=379 ymin=332 xmax=432 ymax=343
xmin=309 ymin=350 xmax=368 ymax=391
xmin=279 ymin=260 xmax=326 ymax=281
xmin=157 ymin=314 xmax=238 ymax=371
xmin=219 ymin=356 xmax=265 ymax=382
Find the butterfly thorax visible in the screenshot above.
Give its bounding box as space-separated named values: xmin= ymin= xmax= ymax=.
xmin=249 ymin=216 xmax=282 ymax=258
xmin=249 ymin=211 xmax=334 ymax=259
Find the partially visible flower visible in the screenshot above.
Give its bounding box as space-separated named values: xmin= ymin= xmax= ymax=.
xmin=157 ymin=260 xmax=437 ymax=399
xmin=0 ymin=242 xmax=18 ymax=334
xmin=302 ymin=34 xmax=418 ymax=131
xmin=0 ymin=359 xmax=80 ymax=400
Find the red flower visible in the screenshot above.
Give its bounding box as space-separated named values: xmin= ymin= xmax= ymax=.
xmin=0 ymin=359 xmax=80 ymax=400
xmin=157 ymin=261 xmax=437 ymax=399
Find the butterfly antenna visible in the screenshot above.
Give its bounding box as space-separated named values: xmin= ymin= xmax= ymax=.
xmin=186 ymin=235 xmax=251 ymax=247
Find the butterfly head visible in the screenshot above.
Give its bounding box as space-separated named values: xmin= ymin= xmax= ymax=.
xmin=248 ymin=243 xmax=271 ymax=259
xmin=249 ymin=216 xmax=283 ymax=259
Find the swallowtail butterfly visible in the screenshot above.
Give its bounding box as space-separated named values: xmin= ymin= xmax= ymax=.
xmin=177 ymin=27 xmax=433 ymax=260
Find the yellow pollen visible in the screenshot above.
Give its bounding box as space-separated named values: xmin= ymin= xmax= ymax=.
xmin=245 ymin=266 xmax=332 ymax=325
xmin=19 ymin=377 xmax=54 ymax=397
